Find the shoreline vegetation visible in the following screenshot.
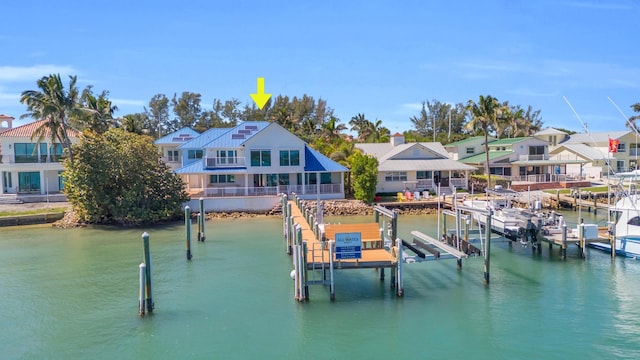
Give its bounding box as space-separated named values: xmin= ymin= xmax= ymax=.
xmin=0 ymin=200 xmax=438 ymax=229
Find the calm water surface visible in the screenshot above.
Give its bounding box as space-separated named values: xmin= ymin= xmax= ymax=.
xmin=1 ymin=210 xmax=639 ymax=359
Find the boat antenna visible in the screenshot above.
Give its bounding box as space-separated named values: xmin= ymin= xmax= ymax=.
xmin=608 ymin=97 xmax=640 ymax=136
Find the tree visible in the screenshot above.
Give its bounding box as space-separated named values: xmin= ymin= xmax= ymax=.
xmin=498 ymin=103 xmax=543 ymax=138
xmin=349 ymin=151 xmax=378 ymax=202
xmin=410 ymin=100 xmax=467 ymax=143
xmin=465 ymin=95 xmax=507 ymax=191
xmin=62 ymin=128 xmax=189 ymax=224
xmin=78 ymin=88 xmax=118 ymax=134
xmin=20 ymin=74 xmax=80 ymax=162
xmin=171 ymin=91 xmax=203 ymax=130
xmin=145 ymin=94 xmax=171 ymax=138
xmin=120 ymin=113 xmax=148 ymax=135
xmin=629 ymin=102 xmax=640 ymax=132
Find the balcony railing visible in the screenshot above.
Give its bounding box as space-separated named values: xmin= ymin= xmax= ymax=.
xmin=201 ymin=184 xmax=342 ymax=198
xmin=205 ymin=156 xmax=245 ymax=169
xmin=518 ymin=154 xmax=548 ymax=161
xmin=2 ymin=155 xmax=65 ymax=164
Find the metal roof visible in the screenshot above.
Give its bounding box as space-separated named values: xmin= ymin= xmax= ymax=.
xmin=174 ymin=160 xmax=248 ymax=174
xmin=459 ymin=151 xmax=513 ymax=164
xmin=304 ymin=146 xmax=349 ymax=172
xmin=155 ymin=127 xmax=200 ymax=145
xmin=445 ymin=136 xmax=494 ymax=147
xmin=566 ymin=131 xmax=631 ymax=144
xmin=552 ymin=143 xmax=608 ymax=160
xmin=378 ymin=159 xmax=476 ymax=172
xmin=203 ymin=121 xmax=271 ymax=148
xmin=487 ymin=137 xmax=531 ymax=146
xmin=534 ymin=127 xmax=568 ymax=136
xmin=178 ymin=127 xmax=232 ymax=149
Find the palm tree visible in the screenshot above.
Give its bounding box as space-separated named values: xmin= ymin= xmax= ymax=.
xmin=20 ymin=74 xmax=80 ymax=162
xmin=349 ymin=113 xmax=371 ymax=142
xmin=80 ymin=90 xmax=118 ymax=134
xmin=465 ymin=95 xmax=506 ymax=191
xmin=320 ymin=115 xmax=347 ymax=144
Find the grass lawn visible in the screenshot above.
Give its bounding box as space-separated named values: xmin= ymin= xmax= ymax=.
xmin=0 ymin=207 xmax=67 ymax=218
xmin=544 ymin=186 xmax=610 ymax=195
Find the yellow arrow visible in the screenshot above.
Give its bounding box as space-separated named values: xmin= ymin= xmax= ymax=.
xmin=250 ymin=77 xmax=271 ymax=110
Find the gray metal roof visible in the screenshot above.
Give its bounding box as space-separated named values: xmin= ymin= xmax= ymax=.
xmin=534 ymin=127 xmax=568 ymax=136
xmin=178 ymin=127 xmax=231 ymax=149
xmin=174 ymin=160 xmax=248 ymax=174
xmin=378 ymin=159 xmax=476 ymax=172
xmin=566 ymin=131 xmax=631 ymax=144
xmin=203 ymin=121 xmax=271 ymax=148
xmin=552 ymin=143 xmax=609 ymax=160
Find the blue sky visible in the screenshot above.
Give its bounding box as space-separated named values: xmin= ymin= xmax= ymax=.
xmin=2 ymin=0 xmax=639 ymax=134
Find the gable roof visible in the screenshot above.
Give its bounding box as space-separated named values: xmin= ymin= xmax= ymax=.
xmin=445 ymin=136 xmax=494 ymax=147
xmin=460 ymin=151 xmax=513 ymax=164
xmin=378 ymin=159 xmax=476 ymax=172
xmin=355 ymin=142 xmax=449 ymax=161
xmin=304 ymin=146 xmax=348 ymax=172
xmin=0 ymin=119 xmax=80 ymax=138
xmin=178 ymin=127 xmax=232 ymax=149
xmin=566 ymin=131 xmax=631 ymax=144
xmin=488 ymin=137 xmax=531 ymax=146
xmin=534 ymin=127 xmax=568 ymax=136
xmin=155 ymin=127 xmax=200 ymax=145
xmin=552 ymin=143 xmax=608 ymax=161
xmin=200 ymin=121 xmax=271 ymax=148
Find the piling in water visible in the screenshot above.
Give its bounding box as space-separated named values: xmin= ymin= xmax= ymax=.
xmin=185 ymin=206 xmax=193 ymax=260
xmin=138 ymin=262 xmax=146 ymax=316
xmin=142 ymin=232 xmax=154 ymax=313
xmin=199 ymin=197 xmax=206 ymax=242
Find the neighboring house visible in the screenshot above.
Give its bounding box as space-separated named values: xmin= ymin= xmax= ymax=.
xmin=0 ymin=118 xmax=79 ymax=197
xmin=444 ymin=136 xmax=495 ymax=160
xmin=552 ymin=130 xmax=638 ymax=177
xmin=159 ymin=121 xmax=348 ymax=202
xmin=457 ymin=136 xmax=585 ymax=182
xmin=533 ymin=127 xmax=570 ymax=146
xmin=156 ymin=127 xmax=201 ymax=170
xmin=354 ymin=133 xmax=476 ymax=194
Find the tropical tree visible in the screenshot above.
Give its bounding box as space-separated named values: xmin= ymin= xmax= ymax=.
xmin=349 ymin=113 xmax=371 ymax=141
xmin=78 ymin=89 xmax=118 ymax=134
xmin=629 ymin=102 xmax=640 ymax=132
xmin=20 ymin=74 xmax=80 ymax=162
xmin=120 ymin=113 xmax=148 ymax=135
xmin=62 ymin=128 xmax=189 ymax=224
xmin=146 ymin=94 xmax=171 ymax=138
xmin=349 ymin=151 xmax=378 ymax=202
xmin=465 ymin=95 xmax=507 ymax=191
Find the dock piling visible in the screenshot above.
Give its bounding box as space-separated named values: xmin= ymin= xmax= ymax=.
xmin=483 ymin=211 xmax=492 ymax=284
xmin=185 ymin=206 xmax=193 ymax=260
xmin=561 ymin=224 xmax=567 ymax=260
xmin=141 ymin=232 xmax=154 ymax=313
xmin=396 ymin=238 xmax=404 ymax=297
xmin=198 ymin=197 xmax=205 ymax=242
xmin=329 ymin=240 xmax=335 ymax=301
xmin=138 ymin=262 xmax=146 ymax=316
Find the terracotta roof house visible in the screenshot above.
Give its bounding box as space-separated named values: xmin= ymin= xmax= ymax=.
xmin=157 ymin=121 xmax=349 ymax=211
xmin=354 ymin=133 xmax=476 ymax=194
xmin=0 ymin=118 xmax=80 ymax=199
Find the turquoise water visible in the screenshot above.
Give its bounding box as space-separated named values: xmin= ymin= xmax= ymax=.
xmin=1 ymin=210 xmax=639 ymax=359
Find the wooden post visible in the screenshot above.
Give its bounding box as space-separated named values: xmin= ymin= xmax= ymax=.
xmin=390 ymin=211 xmax=398 ymax=288
xmin=484 ymin=211 xmax=492 ymax=284
xmin=199 ymin=197 xmax=206 ymax=241
xmin=442 ymin=211 xmax=447 ymax=241
xmin=329 ymin=240 xmax=335 ymax=301
xmin=302 ymin=241 xmax=309 ymax=300
xmin=611 ymin=218 xmax=616 ymax=259
xmin=141 ymin=232 xmax=154 ymax=312
xmin=138 ymin=262 xmax=146 ymax=316
xmin=556 ymin=189 xmax=560 ymax=209
xmin=561 ymin=224 xmax=567 ymax=260
xmin=396 ymin=238 xmax=404 ymax=297
xmin=185 ymin=206 xmax=193 ymax=260
xmin=593 ymin=194 xmax=597 ymax=215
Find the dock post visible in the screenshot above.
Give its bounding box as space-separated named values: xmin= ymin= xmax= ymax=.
xmin=561 ymin=224 xmax=567 ymax=260
xmin=329 ymin=240 xmax=335 ymax=301
xmin=303 ymin=241 xmax=309 ymax=301
xmin=396 ymin=238 xmax=404 ymax=297
xmin=537 ymin=218 xmax=542 ymax=254
xmin=390 ymin=211 xmax=398 ymax=289
xmin=483 ymin=211 xmax=492 ymax=284
xmin=593 ymin=194 xmax=597 ymax=215
xmin=556 ymin=189 xmax=560 ymax=209
xmin=610 ymin=221 xmax=616 ymax=259
xmin=141 ymin=232 xmax=154 ymax=312
xmin=579 ymin=222 xmax=585 ymax=259
xmin=185 ymin=206 xmax=193 ymax=260
xmin=292 ymin=245 xmax=300 ymax=300
xmin=199 ymin=197 xmax=205 ymax=241
xmin=138 ymin=262 xmax=146 ymax=316
xmin=442 ymin=211 xmax=447 ymax=241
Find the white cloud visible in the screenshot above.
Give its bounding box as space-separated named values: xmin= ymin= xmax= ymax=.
xmin=401 ymin=102 xmax=423 ymax=111
xmin=0 ymin=65 xmax=79 ymax=82
xmin=111 ymin=98 xmax=146 ymax=107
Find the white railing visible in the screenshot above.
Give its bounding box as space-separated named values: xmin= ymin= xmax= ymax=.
xmin=202 ymin=184 xmax=342 ymax=198
xmin=205 ymin=156 xmax=245 ymax=168
xmin=518 ymin=154 xmax=548 ymax=161
xmin=450 ymin=178 xmax=466 ymax=189
xmin=508 ymin=174 xmax=585 ymax=183
xmin=416 ymin=179 xmax=433 ymax=189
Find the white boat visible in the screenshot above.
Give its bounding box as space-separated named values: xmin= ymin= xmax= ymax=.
xmin=589 ymin=193 xmax=640 ymax=259
xmin=461 ymin=199 xmax=530 ymax=240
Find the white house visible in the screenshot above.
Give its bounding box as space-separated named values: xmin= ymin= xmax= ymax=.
xmin=355 ymin=133 xmax=476 ymax=194
xmin=0 ymin=118 xmax=79 ymax=199
xmin=158 ymin=121 xmax=349 ymax=210
xmin=444 ymin=136 xmax=495 ymax=160
xmin=156 ymin=127 xmax=201 ymax=170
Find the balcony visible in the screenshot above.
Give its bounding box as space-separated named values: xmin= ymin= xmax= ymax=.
xmin=518 ymin=154 xmax=548 ymax=161
xmin=205 ymin=156 xmax=245 ymax=169
xmin=2 ymin=155 xmax=64 ymax=164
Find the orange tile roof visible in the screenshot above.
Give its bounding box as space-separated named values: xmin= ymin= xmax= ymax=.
xmin=0 ymin=119 xmax=80 ymax=138
xmin=0 ymin=114 xmax=14 ymax=119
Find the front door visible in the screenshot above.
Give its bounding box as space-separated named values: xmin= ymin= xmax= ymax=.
xmin=18 ymin=172 xmax=40 ymax=193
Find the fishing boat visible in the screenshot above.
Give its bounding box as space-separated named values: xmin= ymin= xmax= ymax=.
xmin=589 ymin=192 xmax=640 ymax=259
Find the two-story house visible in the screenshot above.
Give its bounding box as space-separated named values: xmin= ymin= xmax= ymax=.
xmin=355 ymin=133 xmax=476 ymax=194
xmin=0 ymin=118 xmax=79 ymax=199
xmin=156 ymin=127 xmax=201 ymax=170
xmin=444 ymin=136 xmax=495 ymax=160
xmin=158 ymin=121 xmax=348 ymax=211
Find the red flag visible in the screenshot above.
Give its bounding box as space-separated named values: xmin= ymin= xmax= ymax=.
xmin=609 ymin=138 xmax=619 ymax=153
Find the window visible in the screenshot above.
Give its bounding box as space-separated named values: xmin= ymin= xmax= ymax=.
xmin=279 ymin=150 xmax=300 ymax=166
xmin=14 ymin=143 xmax=38 ymax=163
xmin=188 ymin=150 xmax=203 ymax=159
xmin=416 ymin=171 xmax=432 ymax=179
xmin=384 ymin=172 xmax=407 ymax=182
xmin=251 ymin=150 xmax=271 ymax=166
xmin=50 ymin=144 xmax=64 ymax=161
xmin=217 ymin=150 xmax=237 ymax=164
xmin=168 ymin=150 xmax=179 ymax=162
xmin=279 ymin=173 xmax=290 ymax=185
xmin=210 ymin=175 xmax=235 ymax=184
xmin=18 ymin=172 xmax=40 ymax=192
xmin=266 ymin=174 xmax=278 ymax=186
xmin=465 ymin=147 xmax=474 ymax=154
xmin=321 ymin=173 xmax=331 ymax=184
xmin=39 ymin=143 xmax=47 ymax=162
xmin=618 ymin=143 xmax=626 ymax=153
xmin=529 ymin=146 xmax=545 ymax=155
xmin=628 ymin=216 xmax=640 ymax=226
